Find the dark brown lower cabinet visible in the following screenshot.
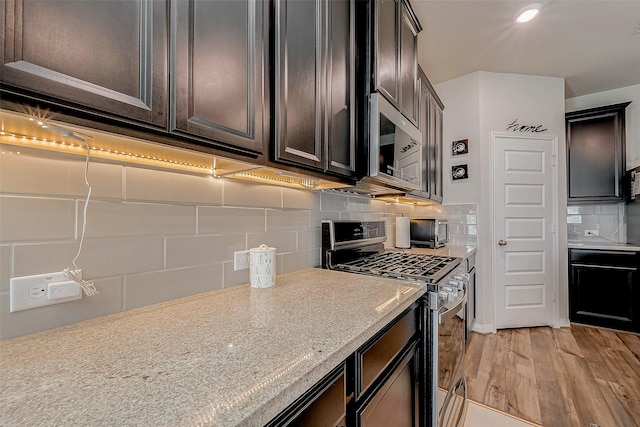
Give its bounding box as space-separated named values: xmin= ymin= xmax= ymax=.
xmin=357 ymin=343 xmax=418 ymax=427
xmin=266 ymin=363 xmax=347 ymax=427
xmin=267 ymin=302 xmax=420 ymax=427
xmin=569 ymin=249 xmax=640 ymax=333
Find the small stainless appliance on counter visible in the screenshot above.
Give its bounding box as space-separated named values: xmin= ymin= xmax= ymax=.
xmin=321 ymin=219 xmax=469 ymax=427
xmin=410 ymin=218 xmax=449 ymax=249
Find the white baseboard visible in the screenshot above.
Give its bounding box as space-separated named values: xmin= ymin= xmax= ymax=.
xmin=557 ymin=318 xmax=571 ymax=328
xmin=471 ymin=322 xmax=494 ymax=334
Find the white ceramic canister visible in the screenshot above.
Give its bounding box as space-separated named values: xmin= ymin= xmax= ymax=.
xmin=249 ymin=244 xmax=276 ymax=288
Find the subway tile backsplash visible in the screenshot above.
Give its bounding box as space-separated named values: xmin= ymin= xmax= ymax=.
xmin=566 ymin=203 xmax=626 ymax=243
xmin=0 ymin=148 xmax=477 ymax=339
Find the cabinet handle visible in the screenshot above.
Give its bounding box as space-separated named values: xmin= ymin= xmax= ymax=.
xmin=571 ymin=263 xmax=637 ymax=271
xmin=498 ymin=240 xmax=507 ymax=246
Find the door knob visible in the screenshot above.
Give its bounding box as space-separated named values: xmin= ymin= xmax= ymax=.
xmin=498 ymin=240 xmax=508 ymax=246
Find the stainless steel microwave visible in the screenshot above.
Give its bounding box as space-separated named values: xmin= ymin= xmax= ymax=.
xmin=410 ymin=218 xmax=449 ymax=248
xmin=365 ymin=93 xmax=423 ymax=192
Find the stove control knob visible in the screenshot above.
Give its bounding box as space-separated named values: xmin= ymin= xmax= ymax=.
xmin=448 ymin=280 xmax=463 ymax=291
xmin=438 ymin=291 xmax=449 ymax=301
xmin=442 ymin=286 xmax=458 ymax=298
xmin=454 ymin=274 xmax=470 ymax=284
xmin=450 ymin=279 xmax=464 ymax=291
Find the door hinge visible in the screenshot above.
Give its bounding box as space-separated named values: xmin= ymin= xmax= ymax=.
xmin=552 ymin=154 xmax=556 ymax=166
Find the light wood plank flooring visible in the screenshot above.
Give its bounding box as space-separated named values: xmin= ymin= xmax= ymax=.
xmin=463 ymin=325 xmax=640 ymax=427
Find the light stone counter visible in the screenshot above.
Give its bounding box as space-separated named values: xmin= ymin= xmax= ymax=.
xmin=0 ymin=268 xmax=424 ymax=427
xmin=568 ymin=241 xmax=640 ymax=252
xmin=408 ymin=244 xmax=477 ymax=260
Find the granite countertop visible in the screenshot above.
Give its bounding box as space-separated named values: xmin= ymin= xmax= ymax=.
xmin=0 ymin=268 xmax=425 ymax=427
xmin=568 ymin=241 xmax=640 ymax=252
xmin=409 ymin=245 xmax=477 ymax=259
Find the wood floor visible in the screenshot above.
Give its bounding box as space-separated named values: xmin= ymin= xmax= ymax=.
xmin=463 ymin=325 xmax=640 ymax=427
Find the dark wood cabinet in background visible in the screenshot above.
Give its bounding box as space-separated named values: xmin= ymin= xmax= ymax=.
xmin=412 ymin=67 xmax=443 ymax=203
xmin=1 ymin=0 xmax=168 ymax=126
xmin=566 ymin=102 xmax=631 ymax=203
xmin=171 ymin=0 xmax=267 ymax=154
xmin=373 ymin=0 xmax=421 ymax=125
xmin=569 ymin=249 xmax=640 ymax=333
xmin=273 ymin=0 xmax=356 ymax=177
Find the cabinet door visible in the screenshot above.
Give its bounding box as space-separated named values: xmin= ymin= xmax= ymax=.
xmin=375 ymin=0 xmax=399 ymax=106
xmin=274 ymin=0 xmax=356 ymax=177
xmin=428 ymin=95 xmax=444 ymax=203
xmin=274 ymin=0 xmax=323 ymax=169
xmin=1 ymin=0 xmax=167 ymax=126
xmin=569 ymin=250 xmax=639 ymax=333
xmin=326 ymin=0 xmax=356 ymax=177
xmin=566 ymin=102 xmax=630 ymax=203
xmin=266 ymin=364 xmax=347 ymax=427
xmin=171 ymin=0 xmax=266 ymax=154
xmin=358 ymin=343 xmax=418 ymax=427
xmin=399 ymin=1 xmax=419 ymax=124
xmin=415 ymin=70 xmax=431 ymax=198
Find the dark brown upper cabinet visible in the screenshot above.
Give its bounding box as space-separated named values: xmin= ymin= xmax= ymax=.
xmin=1 ymin=0 xmax=168 ymax=127
xmin=566 ymin=102 xmax=631 ymax=203
xmin=373 ymin=0 xmax=421 ymax=125
xmin=411 ymin=68 xmax=443 ymax=203
xmin=273 ymin=0 xmax=356 ymax=177
xmin=171 ymin=0 xmax=267 ymax=154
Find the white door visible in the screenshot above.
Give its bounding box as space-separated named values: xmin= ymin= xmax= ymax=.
xmin=492 ymin=133 xmax=557 ymax=329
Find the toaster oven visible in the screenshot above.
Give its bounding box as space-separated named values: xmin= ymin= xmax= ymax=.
xmin=410 ymin=218 xmax=449 ymax=249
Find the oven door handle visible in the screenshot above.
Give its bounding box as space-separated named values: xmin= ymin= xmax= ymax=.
xmin=439 ymin=293 xmax=467 ymax=323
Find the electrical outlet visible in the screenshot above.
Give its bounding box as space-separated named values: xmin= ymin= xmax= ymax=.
xmin=10 ymin=271 xmax=82 ymax=312
xmin=585 ymin=229 xmax=600 ymax=236
xmin=234 ymin=250 xmax=250 ymax=271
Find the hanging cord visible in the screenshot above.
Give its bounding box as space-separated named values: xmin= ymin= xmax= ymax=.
xmin=64 ymin=140 xmax=98 ymax=296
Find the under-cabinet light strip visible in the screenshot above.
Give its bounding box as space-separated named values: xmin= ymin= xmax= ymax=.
xmin=0 ymin=130 xmax=216 ymax=175
xmin=233 ymin=171 xmax=319 ymax=189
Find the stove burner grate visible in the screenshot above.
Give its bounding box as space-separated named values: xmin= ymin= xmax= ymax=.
xmin=335 ymin=252 xmax=460 ymax=282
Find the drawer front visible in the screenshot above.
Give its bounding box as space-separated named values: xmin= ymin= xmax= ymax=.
xmin=358 ymin=305 xmax=418 ymax=397
xmin=570 ymin=249 xmax=639 ymax=268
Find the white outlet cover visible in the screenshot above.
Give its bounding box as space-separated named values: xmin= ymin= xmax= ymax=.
xmin=10 ymin=271 xmax=82 ymax=312
xmin=234 ymin=250 xmax=250 ymax=271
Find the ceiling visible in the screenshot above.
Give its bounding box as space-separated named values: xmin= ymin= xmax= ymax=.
xmin=412 ymin=1 xmax=640 ymax=98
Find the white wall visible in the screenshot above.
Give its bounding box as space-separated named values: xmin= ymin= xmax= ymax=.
xmin=436 ymin=71 xmax=568 ymax=332
xmin=565 ymin=84 xmax=640 ymax=170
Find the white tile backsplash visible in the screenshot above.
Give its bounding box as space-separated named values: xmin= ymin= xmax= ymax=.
xmin=283 ymin=188 xmax=320 ymax=210
xmin=0 ymin=150 xmax=478 ymax=339
xmin=223 ymin=180 xmax=282 ymax=208
xmin=0 ymin=148 xmax=122 ymax=199
xmin=198 ymin=206 xmax=266 ymax=234
xmin=83 ymin=200 xmax=196 ymax=238
xmin=266 ymin=209 xmax=310 ymax=231
xmin=165 ymin=234 xmax=245 ymax=269
xmin=566 ymin=203 xmax=626 ymax=242
xmin=125 ymin=167 xmax=223 ymax=205
xmin=0 ymin=245 xmax=10 ymax=293
xmin=123 ymin=264 xmax=223 ymax=310
xmin=0 ymin=196 xmax=76 ymax=242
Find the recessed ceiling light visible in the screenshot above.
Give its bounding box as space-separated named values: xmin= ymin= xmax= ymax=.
xmin=515 ymin=5 xmax=541 ymax=24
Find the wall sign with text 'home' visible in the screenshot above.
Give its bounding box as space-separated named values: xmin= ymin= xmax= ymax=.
xmin=506 ymin=119 xmax=547 ymax=133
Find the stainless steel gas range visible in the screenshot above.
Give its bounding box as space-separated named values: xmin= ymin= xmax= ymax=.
xmin=322 ymin=219 xmax=469 ymax=427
